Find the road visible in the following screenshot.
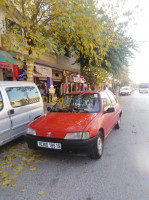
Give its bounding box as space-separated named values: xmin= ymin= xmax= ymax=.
xmin=0 ymin=90 xmax=149 ymax=200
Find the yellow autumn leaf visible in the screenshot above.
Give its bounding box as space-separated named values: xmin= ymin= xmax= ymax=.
xmin=27 ymin=157 xmax=35 ymax=162
xmin=35 ymin=153 xmax=42 ymax=158
xmin=44 ymin=158 xmax=51 ymax=162
xmin=34 ymin=160 xmax=40 ymax=164
xmin=1 ymin=171 xmax=9 ymax=178
xmin=61 ymin=159 xmax=67 ymax=163
xmin=22 ymin=157 xmax=27 ymax=161
xmin=20 ymin=189 xmax=26 ymax=192
xmin=56 ymin=164 xmax=60 ymax=167
xmin=2 ymin=179 xmax=11 ymax=186
xmin=29 ymin=165 xmax=36 ymax=171
xmin=38 ymin=191 xmax=44 ymax=195
xmin=11 ymin=182 xmax=17 ymax=187
xmin=2 ymin=186 xmax=7 ymax=189
xmin=78 ymin=165 xmax=83 ymax=168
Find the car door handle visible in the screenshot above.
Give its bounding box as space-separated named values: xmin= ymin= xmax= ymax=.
xmin=8 ymin=109 xmax=14 ymax=115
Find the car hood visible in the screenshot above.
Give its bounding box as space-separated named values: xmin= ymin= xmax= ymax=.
xmin=29 ymin=112 xmax=98 ymax=139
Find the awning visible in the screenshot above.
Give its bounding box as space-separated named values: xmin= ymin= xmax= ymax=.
xmin=0 ymin=50 xmax=14 ymax=70
xmin=0 ymin=50 xmax=14 ymax=64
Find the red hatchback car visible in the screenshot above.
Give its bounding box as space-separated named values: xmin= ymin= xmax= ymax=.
xmin=26 ymin=90 xmax=122 ymax=159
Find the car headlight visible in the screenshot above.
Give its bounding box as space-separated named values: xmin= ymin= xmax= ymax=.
xmin=64 ymin=132 xmax=90 ymax=140
xmin=26 ymin=128 xmax=36 ymax=136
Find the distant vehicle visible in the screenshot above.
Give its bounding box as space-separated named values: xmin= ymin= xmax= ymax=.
xmin=0 ymin=81 xmax=44 ymax=146
xmin=120 ymin=86 xmax=131 ymax=96
xmin=139 ymin=83 xmax=149 ymax=93
xmin=26 ymin=90 xmax=122 ymax=159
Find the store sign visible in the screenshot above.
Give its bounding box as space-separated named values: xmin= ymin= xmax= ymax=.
xmin=73 ymin=76 xmax=84 ymax=83
xmin=0 ymin=61 xmax=12 ymax=70
xmin=34 ymin=64 xmax=52 ymax=77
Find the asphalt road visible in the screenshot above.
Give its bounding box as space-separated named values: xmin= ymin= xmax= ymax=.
xmin=0 ymin=90 xmax=149 ymax=200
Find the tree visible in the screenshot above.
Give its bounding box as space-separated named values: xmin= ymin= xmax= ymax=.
xmin=1 ymin=0 xmax=138 ymax=84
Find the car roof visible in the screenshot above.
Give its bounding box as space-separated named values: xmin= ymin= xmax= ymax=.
xmin=0 ymin=81 xmax=37 ymax=87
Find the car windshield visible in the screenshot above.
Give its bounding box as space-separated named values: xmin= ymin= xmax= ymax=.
xmin=121 ymin=87 xmax=129 ymax=90
xmin=51 ymin=93 xmax=100 ymax=113
xmin=139 ymin=83 xmax=149 ymax=88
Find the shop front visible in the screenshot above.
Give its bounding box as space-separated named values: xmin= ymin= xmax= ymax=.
xmin=60 ymin=73 xmax=85 ymax=95
xmin=52 ymin=70 xmax=63 ymax=98
xmin=33 ymin=63 xmax=52 ymax=101
xmin=0 ymin=50 xmax=14 ymax=81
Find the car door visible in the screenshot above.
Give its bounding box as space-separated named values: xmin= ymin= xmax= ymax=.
xmin=100 ymin=91 xmax=113 ymax=136
xmin=5 ymin=86 xmax=30 ymax=138
xmin=106 ymin=91 xmax=119 ymax=127
xmin=25 ymin=86 xmax=44 ymax=122
xmin=0 ymin=88 xmax=11 ymax=146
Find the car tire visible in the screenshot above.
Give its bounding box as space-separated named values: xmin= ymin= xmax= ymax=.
xmin=115 ymin=116 xmax=121 ymax=129
xmin=91 ymin=132 xmax=104 ymax=159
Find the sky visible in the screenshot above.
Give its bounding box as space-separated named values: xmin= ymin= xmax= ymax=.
xmin=127 ymin=0 xmax=149 ymax=83
xmin=99 ymin=0 xmax=149 ymax=84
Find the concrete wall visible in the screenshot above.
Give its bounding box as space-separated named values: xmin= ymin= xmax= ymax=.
xmin=57 ymin=55 xmax=80 ymax=72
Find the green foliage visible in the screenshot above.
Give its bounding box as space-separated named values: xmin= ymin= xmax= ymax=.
xmin=1 ymin=0 xmax=138 ymax=86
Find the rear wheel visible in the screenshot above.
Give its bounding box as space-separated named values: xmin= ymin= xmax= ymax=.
xmin=115 ymin=116 xmax=121 ymax=129
xmin=91 ymin=132 xmax=103 ymax=159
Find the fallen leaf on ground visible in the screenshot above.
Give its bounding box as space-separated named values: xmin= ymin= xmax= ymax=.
xmin=61 ymin=159 xmax=67 ymax=163
xmin=2 ymin=186 xmax=7 ymax=189
xmin=29 ymin=165 xmax=36 ymax=171
xmin=34 ymin=160 xmax=40 ymax=164
xmin=78 ymin=165 xmax=83 ymax=168
xmin=44 ymin=158 xmax=51 ymax=162
xmin=20 ymin=189 xmax=26 ymax=192
xmin=11 ymin=182 xmax=17 ymax=187
xmin=1 ymin=171 xmax=9 ymax=178
xmin=27 ymin=157 xmax=35 ymax=162
xmin=56 ymin=164 xmax=60 ymax=167
xmin=38 ymin=191 xmax=44 ymax=195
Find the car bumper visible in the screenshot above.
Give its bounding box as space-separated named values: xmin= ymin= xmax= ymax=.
xmin=120 ymin=92 xmax=129 ymax=95
xmin=25 ymin=134 xmax=98 ymax=154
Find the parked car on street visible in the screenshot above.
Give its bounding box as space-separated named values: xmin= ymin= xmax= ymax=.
xmin=26 ymin=90 xmax=122 ymax=159
xmin=120 ymin=86 xmax=131 ymax=96
xmin=0 ymin=81 xmax=44 ymax=146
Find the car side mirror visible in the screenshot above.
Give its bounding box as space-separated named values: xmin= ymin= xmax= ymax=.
xmin=47 ymin=107 xmax=52 ymax=112
xmin=104 ymin=107 xmax=115 ymax=114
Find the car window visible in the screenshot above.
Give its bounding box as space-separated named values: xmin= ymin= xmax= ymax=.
xmin=6 ymin=87 xmax=28 ymax=108
xmin=25 ymin=87 xmax=40 ymax=104
xmin=100 ymin=92 xmax=112 ymax=112
xmin=0 ymin=91 xmax=3 ymax=111
xmin=52 ymin=93 xmax=101 ymax=113
xmin=107 ymin=91 xmax=117 ymax=106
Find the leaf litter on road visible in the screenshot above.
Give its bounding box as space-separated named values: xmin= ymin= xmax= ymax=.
xmin=0 ymin=141 xmax=43 ymax=187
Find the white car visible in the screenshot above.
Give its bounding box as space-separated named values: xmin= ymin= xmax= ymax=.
xmin=120 ymin=86 xmax=131 ymax=96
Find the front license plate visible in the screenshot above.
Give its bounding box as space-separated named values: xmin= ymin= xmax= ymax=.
xmin=37 ymin=141 xmax=61 ymax=149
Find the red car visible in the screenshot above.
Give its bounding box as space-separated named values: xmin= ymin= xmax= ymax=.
xmin=26 ymin=90 xmax=122 ymax=159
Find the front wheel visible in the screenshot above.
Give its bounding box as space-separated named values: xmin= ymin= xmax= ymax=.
xmin=91 ymin=132 xmax=103 ymax=159
xmin=115 ymin=116 xmax=121 ymax=129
